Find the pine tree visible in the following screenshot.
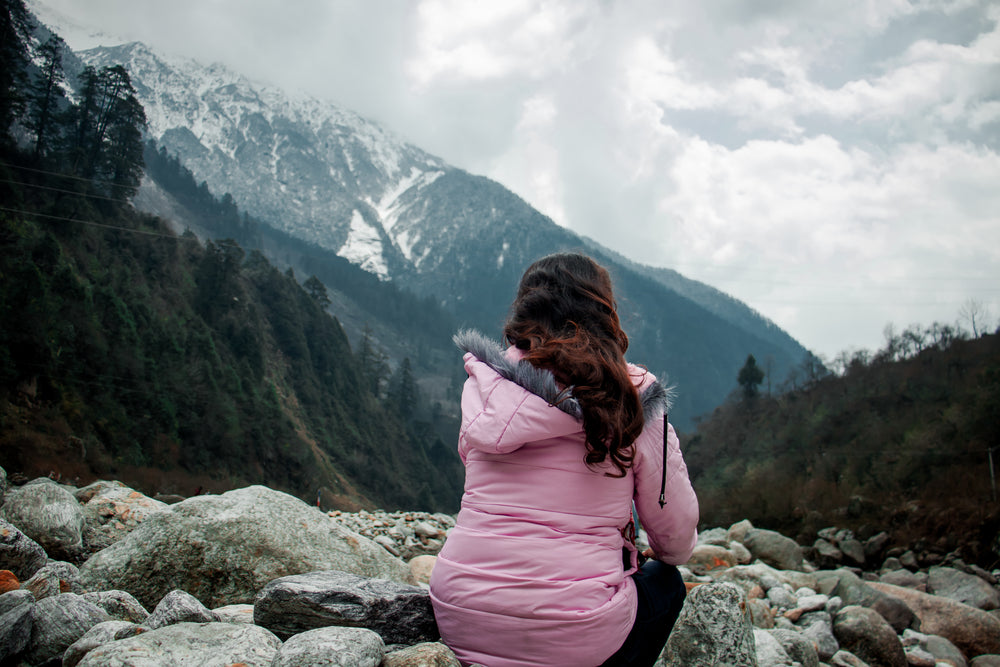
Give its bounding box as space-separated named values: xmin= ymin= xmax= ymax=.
xmin=304 ymin=275 xmax=331 ymax=308
xmin=26 ymin=35 xmax=68 ymax=160
xmin=357 ymin=325 xmax=389 ymax=397
xmin=67 ymin=65 xmax=146 ymax=195
xmin=738 ymin=354 xmax=765 ymax=400
xmin=0 ymin=0 xmax=32 ymax=140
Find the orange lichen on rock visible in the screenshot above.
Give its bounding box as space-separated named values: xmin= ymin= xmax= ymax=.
xmin=0 ymin=570 xmax=20 ymax=594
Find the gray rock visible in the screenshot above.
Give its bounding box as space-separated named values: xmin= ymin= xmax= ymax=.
xmin=0 ymin=589 xmax=34 ymax=617
xmin=812 ymin=538 xmax=843 ymax=569
xmin=212 ymin=603 xmax=256 ymax=624
xmin=815 ymin=568 xmax=917 ymax=633
xmin=143 ymin=588 xmax=220 ymax=629
xmin=870 ymin=581 xmax=1000 ymax=658
xmin=382 ymin=642 xmax=462 ymax=667
xmin=0 ymin=602 xmax=33 ymax=664
xmin=728 ymin=519 xmax=754 ymax=544
xmin=271 ymin=626 xmax=385 ymax=667
xmin=697 ymin=527 xmax=731 ymax=546
xmin=767 ymin=586 xmax=799 ymax=609
xmin=904 ymin=645 xmax=939 ymax=667
xmin=0 ymin=466 xmax=7 ymax=504
xmin=796 ymin=611 xmax=839 ymax=661
xmin=925 ymin=634 xmax=968 ymax=667
xmin=26 ymin=592 xmax=110 ymax=664
xmin=753 ymin=628 xmax=793 ymax=666
xmin=81 ymin=589 xmax=149 ymax=623
xmin=829 ymin=649 xmax=870 ymax=666
xmin=770 ymin=628 xmax=820 ymax=667
xmin=833 ymin=605 xmax=906 ymax=667
xmin=76 ymin=621 xmax=281 ymax=666
xmin=864 ymin=532 xmax=889 ymax=560
xmin=22 ymin=560 xmax=83 ymax=600
xmin=62 ymin=620 xmax=142 ymax=667
xmin=0 ymin=517 xmax=49 ymax=580
xmin=713 ymin=562 xmax=818 ymax=597
xmin=971 ymin=657 xmax=1000 ymax=667
xmin=660 ymin=582 xmax=758 ymax=666
xmin=744 ymin=528 xmax=804 ymax=571
xmin=78 ymin=486 xmax=410 ymax=609
xmin=928 ymin=566 xmax=1000 ymax=611
xmin=879 ymin=568 xmax=925 ymax=589
xmin=839 ymin=539 xmax=866 ymax=567
xmin=1 ymin=478 xmax=85 ymax=559
xmin=797 ymin=593 xmax=830 ymax=613
xmin=254 ymin=570 xmax=438 ymax=644
xmin=747 ymin=598 xmax=774 ymax=629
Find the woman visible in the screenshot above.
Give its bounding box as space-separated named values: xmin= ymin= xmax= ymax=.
xmin=429 ymin=253 xmax=699 ymax=667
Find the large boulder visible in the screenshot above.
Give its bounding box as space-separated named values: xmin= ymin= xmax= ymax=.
xmin=254 ymin=570 xmax=438 ymax=644
xmin=26 ymin=593 xmax=110 ymax=665
xmin=76 ymin=622 xmax=281 ymax=666
xmin=659 ymin=582 xmax=758 ymax=666
xmin=0 ymin=518 xmax=48 ymax=580
xmin=833 ymin=605 xmax=907 ymax=667
xmin=927 ymin=566 xmax=1000 ymax=610
xmin=743 ymin=528 xmax=804 ymax=571
xmin=816 ymin=568 xmax=917 ymax=633
xmin=870 ymin=581 xmax=1000 ymax=659
xmin=78 ymin=486 xmax=410 ymax=609
xmin=1 ymin=479 xmax=84 ymax=559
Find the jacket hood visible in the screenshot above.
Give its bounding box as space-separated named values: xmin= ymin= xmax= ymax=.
xmin=454 ymin=329 xmax=673 ymax=423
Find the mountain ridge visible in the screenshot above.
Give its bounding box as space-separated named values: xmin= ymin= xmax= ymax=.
xmin=75 ymin=37 xmax=814 ymax=426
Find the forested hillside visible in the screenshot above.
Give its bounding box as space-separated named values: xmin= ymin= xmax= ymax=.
xmin=0 ymin=3 xmax=463 ymax=511
xmin=685 ymin=328 xmax=1000 ymax=566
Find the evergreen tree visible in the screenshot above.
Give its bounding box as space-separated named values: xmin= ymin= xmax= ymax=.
xmin=26 ymin=35 xmax=67 ymax=160
xmin=304 ymin=275 xmax=331 ymax=308
xmin=388 ymin=357 xmax=418 ymax=420
xmin=0 ymin=0 xmax=32 ymax=140
xmin=357 ymin=325 xmax=389 ymax=398
xmin=737 ymin=354 xmax=765 ymax=400
xmin=68 ymin=64 xmax=146 ymax=195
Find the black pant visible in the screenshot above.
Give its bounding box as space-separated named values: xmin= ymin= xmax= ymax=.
xmin=600 ymin=560 xmax=687 ymax=667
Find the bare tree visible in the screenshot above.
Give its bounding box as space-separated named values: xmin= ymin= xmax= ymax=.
xmin=958 ymin=298 xmax=991 ymax=338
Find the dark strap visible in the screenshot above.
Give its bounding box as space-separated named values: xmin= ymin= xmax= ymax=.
xmin=658 ymin=412 xmax=668 ymax=508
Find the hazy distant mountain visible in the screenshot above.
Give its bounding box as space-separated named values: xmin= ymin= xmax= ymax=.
xmin=78 ymin=41 xmax=815 ymax=425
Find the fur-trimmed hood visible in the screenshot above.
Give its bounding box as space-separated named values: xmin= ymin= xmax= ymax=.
xmin=453 ymin=328 xmax=672 ymax=423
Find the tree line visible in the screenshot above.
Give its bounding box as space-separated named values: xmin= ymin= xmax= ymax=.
xmin=2 ymin=1 xmax=146 ymax=200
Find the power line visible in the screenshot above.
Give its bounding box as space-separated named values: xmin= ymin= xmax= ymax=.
xmin=0 ymin=176 xmax=132 ymax=205
xmin=0 ymin=160 xmax=139 ymax=192
xmin=0 ymin=205 xmax=198 ymax=241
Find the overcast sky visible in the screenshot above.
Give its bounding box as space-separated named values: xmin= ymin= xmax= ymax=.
xmin=30 ymin=0 xmax=1000 ymax=361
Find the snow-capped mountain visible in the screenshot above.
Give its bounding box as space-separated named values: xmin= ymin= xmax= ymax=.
xmin=75 ymin=40 xmax=813 ymax=424
xmin=81 ymin=41 xmax=449 ymax=281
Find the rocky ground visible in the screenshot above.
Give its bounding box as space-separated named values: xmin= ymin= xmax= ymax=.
xmin=1 ymin=466 xmax=999 ymax=666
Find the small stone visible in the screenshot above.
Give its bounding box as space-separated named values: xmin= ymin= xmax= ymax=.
xmin=271 ymin=626 xmax=384 ymax=667
xmin=382 ymin=641 xmax=462 ymax=666
xmin=143 ymin=589 xmax=219 ymax=630
xmin=81 ymin=590 xmax=149 ymax=624
xmin=409 ymin=555 xmax=437 ymax=587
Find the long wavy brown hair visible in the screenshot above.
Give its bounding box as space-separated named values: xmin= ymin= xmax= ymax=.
xmin=503 ymin=253 xmax=643 ymax=476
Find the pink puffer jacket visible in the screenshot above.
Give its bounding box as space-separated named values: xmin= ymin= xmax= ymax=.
xmin=430 ymin=331 xmax=699 ymax=667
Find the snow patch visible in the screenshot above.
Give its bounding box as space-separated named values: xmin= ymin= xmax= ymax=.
xmin=340 ymin=209 xmax=389 ymax=279
xmin=497 ymin=240 xmax=510 ymax=269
